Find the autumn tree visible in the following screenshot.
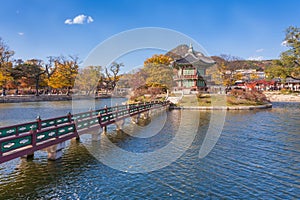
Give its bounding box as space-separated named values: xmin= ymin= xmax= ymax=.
xmin=75 ymin=65 xmax=102 ymax=95
xmin=250 ymin=73 xmax=259 ymax=81
xmin=44 ymin=56 xmax=58 ymax=91
xmin=266 ymin=26 xmax=300 ymax=80
xmin=127 ymin=54 xmax=173 ymax=102
xmin=282 ymin=26 xmax=300 ymax=66
xmin=0 ymin=38 xmax=14 ymax=90
xmin=143 ymin=64 xmax=174 ymax=89
xmin=101 ymin=62 xmax=123 ymax=93
xmin=143 ymin=54 xmax=174 ymax=89
xmin=215 ymin=54 xmax=245 ymax=86
xmin=127 ymin=69 xmax=147 ymax=90
xmin=48 ymin=56 xmax=79 ymax=94
xmin=144 ymin=54 xmax=173 ymax=66
xmin=13 ymin=59 xmax=47 ymax=95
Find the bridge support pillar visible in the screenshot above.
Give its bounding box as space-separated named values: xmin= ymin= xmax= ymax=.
xmin=115 ymin=119 xmax=125 ymax=131
xmin=75 ymin=135 xmax=80 ymax=141
xmin=102 ymin=126 xmax=107 ymax=134
xmin=140 ymin=111 xmax=150 ymax=119
xmin=92 ymin=131 xmax=101 ymax=141
xmin=46 ymin=142 xmax=66 ymax=161
xmin=72 ymin=135 xmax=80 ymax=142
xmin=131 ymin=114 xmax=139 ymax=124
xmin=21 ymin=153 xmax=34 ymax=160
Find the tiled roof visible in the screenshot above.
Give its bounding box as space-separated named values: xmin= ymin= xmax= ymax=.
xmin=286 ymin=77 xmax=300 ymax=83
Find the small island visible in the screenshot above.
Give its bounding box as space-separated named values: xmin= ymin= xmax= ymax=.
xmin=126 ymin=44 xmax=274 ymax=110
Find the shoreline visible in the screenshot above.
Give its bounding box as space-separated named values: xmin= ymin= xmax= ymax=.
xmin=0 ymin=95 xmax=124 ymax=103
xmin=170 ymin=103 xmax=273 ymax=110
xmin=0 ymin=95 xmax=72 ymax=103
xmin=264 ymin=93 xmax=300 ymax=102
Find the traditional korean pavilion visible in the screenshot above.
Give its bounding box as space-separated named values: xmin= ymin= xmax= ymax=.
xmin=172 ymin=44 xmax=215 ymax=93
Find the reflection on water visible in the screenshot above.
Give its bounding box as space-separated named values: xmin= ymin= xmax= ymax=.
xmin=0 ymin=102 xmax=299 ymax=199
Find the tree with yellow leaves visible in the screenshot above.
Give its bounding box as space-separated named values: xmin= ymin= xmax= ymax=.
xmin=48 ymin=56 xmax=79 ymax=94
xmin=0 ymin=38 xmax=14 ymax=90
xmin=144 ymin=54 xmax=173 ymax=66
xmin=75 ymin=65 xmax=102 ymax=95
xmin=142 ymin=54 xmax=174 ymax=89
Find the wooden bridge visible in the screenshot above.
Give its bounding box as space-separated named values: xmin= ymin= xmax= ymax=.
xmin=0 ymin=101 xmax=170 ymax=164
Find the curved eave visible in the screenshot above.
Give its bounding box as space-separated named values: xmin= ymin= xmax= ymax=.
xmin=174 ymin=60 xmax=215 ymax=67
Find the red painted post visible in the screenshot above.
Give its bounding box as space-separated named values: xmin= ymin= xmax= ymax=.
xmin=30 ymin=127 xmax=37 ymax=148
xmin=36 ymin=115 xmax=42 ymax=131
xmin=88 ymin=107 xmax=93 ymax=129
xmin=89 ymin=107 xmax=93 ymax=118
xmin=126 ymin=103 xmax=129 ymax=116
xmin=70 ymin=112 xmax=79 ymax=140
xmin=98 ymin=111 xmax=102 ymax=125
xmin=15 ymin=124 xmax=19 ymax=136
xmin=104 ymin=105 xmax=108 ymax=114
xmin=115 ymin=103 xmax=118 ymax=119
xmin=67 ymin=112 xmax=72 ymax=123
xmin=0 ymin=139 xmax=2 ymax=157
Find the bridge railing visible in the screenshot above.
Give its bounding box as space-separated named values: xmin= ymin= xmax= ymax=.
xmin=0 ymin=100 xmax=170 ymax=163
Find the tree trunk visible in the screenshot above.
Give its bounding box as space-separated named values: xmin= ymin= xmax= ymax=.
xmin=67 ymin=87 xmax=71 ymax=96
xmin=35 ymin=77 xmax=39 ymax=96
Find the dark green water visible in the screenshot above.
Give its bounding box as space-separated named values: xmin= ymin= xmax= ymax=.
xmin=0 ymin=101 xmax=299 ymax=199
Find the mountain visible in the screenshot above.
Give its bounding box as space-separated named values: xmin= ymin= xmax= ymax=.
xmin=165 ymin=44 xmax=274 ymax=71
xmin=165 ymin=44 xmax=205 ymax=60
xmin=211 ymin=56 xmax=274 ymax=71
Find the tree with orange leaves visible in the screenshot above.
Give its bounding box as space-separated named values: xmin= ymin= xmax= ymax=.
xmin=144 ymin=54 xmax=173 ymax=66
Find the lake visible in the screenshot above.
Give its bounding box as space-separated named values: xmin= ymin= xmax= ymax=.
xmin=0 ymin=100 xmax=299 ymax=199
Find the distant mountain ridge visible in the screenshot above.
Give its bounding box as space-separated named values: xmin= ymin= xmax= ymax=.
xmin=165 ymin=44 xmax=274 ymax=71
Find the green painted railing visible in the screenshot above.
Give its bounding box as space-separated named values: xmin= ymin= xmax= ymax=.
xmin=1 ymin=135 xmax=32 ymax=153
xmin=0 ymin=127 xmax=17 ymax=138
xmin=37 ymin=129 xmax=57 ymax=142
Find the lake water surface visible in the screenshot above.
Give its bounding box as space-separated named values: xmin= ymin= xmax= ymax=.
xmin=0 ymin=100 xmax=299 ymax=199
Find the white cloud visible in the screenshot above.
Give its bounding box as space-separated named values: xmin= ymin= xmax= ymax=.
xmin=256 ymin=48 xmax=264 ymax=52
xmin=73 ymin=14 xmax=86 ymax=24
xmin=18 ymin=32 xmax=24 ymax=36
xmin=64 ymin=19 xmax=73 ymax=24
xmin=247 ymin=56 xmax=264 ymax=61
xmin=87 ymin=16 xmax=94 ymax=23
xmin=64 ymin=14 xmax=94 ymax=25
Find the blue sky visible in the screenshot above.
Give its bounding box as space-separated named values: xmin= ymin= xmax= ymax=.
xmin=0 ymin=0 xmax=299 ymax=68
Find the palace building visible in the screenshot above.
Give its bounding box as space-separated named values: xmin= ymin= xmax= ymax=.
xmin=172 ymin=44 xmax=215 ymax=94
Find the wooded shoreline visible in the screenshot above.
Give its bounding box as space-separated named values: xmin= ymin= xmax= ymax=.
xmin=0 ymin=94 xmax=121 ymax=103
